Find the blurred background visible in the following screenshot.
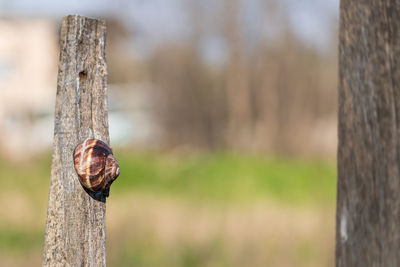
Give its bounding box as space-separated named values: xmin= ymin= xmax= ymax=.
xmin=0 ymin=0 xmax=338 ymax=266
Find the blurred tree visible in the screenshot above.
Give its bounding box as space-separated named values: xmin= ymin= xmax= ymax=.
xmin=223 ymin=0 xmax=252 ymax=150
xmin=106 ymin=19 xmax=144 ymax=84
xmin=145 ymin=0 xmax=337 ymax=156
xmin=150 ymin=45 xmax=226 ymax=150
xmin=337 ymin=1 xmax=400 ymax=266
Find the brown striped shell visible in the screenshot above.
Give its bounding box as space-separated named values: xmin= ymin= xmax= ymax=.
xmin=73 ymin=138 xmax=120 ymax=192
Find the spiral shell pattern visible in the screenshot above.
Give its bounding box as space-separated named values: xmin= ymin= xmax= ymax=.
xmin=73 ymin=138 xmax=120 ymax=192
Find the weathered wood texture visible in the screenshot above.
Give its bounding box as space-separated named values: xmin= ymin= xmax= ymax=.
xmin=337 ymin=1 xmax=400 ymax=266
xmin=42 ymin=15 xmax=108 ymax=267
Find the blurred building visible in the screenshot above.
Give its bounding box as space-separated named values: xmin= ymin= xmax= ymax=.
xmin=0 ymin=18 xmax=157 ymax=160
xmin=0 ymin=2 xmax=339 ymax=160
xmin=0 ymin=19 xmax=57 ymax=159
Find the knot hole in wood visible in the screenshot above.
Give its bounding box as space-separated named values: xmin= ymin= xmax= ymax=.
xmin=79 ymin=70 xmax=87 ymax=82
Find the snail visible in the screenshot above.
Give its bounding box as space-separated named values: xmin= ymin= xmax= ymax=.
xmin=73 ymin=138 xmax=120 ymax=195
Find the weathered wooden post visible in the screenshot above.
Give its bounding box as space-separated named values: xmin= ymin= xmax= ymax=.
xmin=336 ymin=1 xmax=400 ymax=266
xmin=42 ymin=15 xmax=108 ymax=266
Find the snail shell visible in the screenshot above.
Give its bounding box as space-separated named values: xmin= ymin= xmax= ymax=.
xmin=73 ymin=138 xmax=120 ymax=193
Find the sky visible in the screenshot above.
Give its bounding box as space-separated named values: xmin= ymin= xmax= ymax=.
xmin=0 ymin=0 xmax=340 ymax=55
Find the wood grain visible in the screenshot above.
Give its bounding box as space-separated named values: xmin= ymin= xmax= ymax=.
xmin=42 ymin=15 xmax=108 ymax=267
xmin=337 ymin=1 xmax=400 ymax=266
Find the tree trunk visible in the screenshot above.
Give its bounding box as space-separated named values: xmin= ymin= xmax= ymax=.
xmin=224 ymin=0 xmax=253 ymax=150
xmin=42 ymin=15 xmax=108 ymax=266
xmin=337 ymin=1 xmax=400 ymax=266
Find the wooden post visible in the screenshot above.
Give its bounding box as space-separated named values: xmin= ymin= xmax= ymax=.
xmin=42 ymin=15 xmax=108 ymax=266
xmin=337 ymin=1 xmax=400 ymax=266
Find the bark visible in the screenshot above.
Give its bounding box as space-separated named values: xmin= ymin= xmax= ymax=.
xmin=42 ymin=15 xmax=108 ymax=266
xmin=337 ymin=1 xmax=400 ymax=266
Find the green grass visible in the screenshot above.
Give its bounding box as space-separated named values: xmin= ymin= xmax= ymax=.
xmin=0 ymin=151 xmax=336 ymax=205
xmin=113 ymin=150 xmax=337 ymax=205
xmin=0 ymin=151 xmax=336 ymax=266
xmin=0 ymin=227 xmax=43 ymax=251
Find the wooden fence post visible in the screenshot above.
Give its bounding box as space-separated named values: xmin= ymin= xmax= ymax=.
xmin=42 ymin=15 xmax=108 ymax=266
xmin=337 ymin=1 xmax=400 ymax=266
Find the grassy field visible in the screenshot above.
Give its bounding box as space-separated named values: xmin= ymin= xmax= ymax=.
xmin=0 ymin=150 xmax=336 ymax=266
